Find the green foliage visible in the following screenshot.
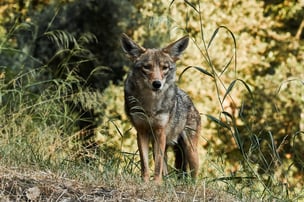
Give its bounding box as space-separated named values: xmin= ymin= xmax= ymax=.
xmin=168 ymin=1 xmax=304 ymax=200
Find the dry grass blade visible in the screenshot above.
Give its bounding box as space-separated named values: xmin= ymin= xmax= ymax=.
xmin=179 ymin=66 xmax=214 ymax=82
xmin=206 ymin=114 xmax=230 ymax=129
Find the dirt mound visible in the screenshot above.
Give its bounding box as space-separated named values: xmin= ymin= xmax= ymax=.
xmin=0 ymin=166 xmax=237 ymax=201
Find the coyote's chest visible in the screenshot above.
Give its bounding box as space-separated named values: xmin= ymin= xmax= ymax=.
xmin=125 ymin=86 xmax=174 ymax=128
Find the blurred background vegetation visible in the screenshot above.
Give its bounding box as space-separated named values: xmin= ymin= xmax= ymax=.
xmin=0 ymin=0 xmax=303 ymax=200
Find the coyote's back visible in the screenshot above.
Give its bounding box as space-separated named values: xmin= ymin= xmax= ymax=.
xmin=121 ymin=33 xmax=201 ymax=183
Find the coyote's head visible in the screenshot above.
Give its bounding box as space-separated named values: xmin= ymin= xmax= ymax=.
xmin=121 ymin=34 xmax=189 ymax=92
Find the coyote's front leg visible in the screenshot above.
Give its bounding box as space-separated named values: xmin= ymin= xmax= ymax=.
xmin=152 ymin=127 xmax=166 ymax=183
xmin=137 ymin=130 xmax=150 ymax=182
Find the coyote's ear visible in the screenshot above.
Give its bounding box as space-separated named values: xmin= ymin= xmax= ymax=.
xmin=121 ymin=33 xmax=145 ymax=60
xmin=163 ymin=36 xmax=189 ymax=61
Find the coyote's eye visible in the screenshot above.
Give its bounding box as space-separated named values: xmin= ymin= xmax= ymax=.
xmin=142 ymin=64 xmax=152 ymax=71
xmin=162 ymin=63 xmax=170 ymax=71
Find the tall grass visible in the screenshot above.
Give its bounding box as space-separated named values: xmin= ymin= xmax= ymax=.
xmin=0 ymin=24 xmax=111 ymax=181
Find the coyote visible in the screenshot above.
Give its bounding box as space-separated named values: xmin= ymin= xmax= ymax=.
xmin=121 ymin=33 xmax=201 ymax=183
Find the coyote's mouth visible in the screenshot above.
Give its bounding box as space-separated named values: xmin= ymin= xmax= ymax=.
xmin=152 ymin=87 xmax=161 ymax=92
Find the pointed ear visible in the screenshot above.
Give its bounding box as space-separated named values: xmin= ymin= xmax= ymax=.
xmin=163 ymin=36 xmax=189 ymax=61
xmin=121 ymin=33 xmax=145 ymax=60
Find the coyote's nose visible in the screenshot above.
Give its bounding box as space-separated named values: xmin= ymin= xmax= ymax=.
xmin=152 ymin=80 xmax=162 ymax=90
